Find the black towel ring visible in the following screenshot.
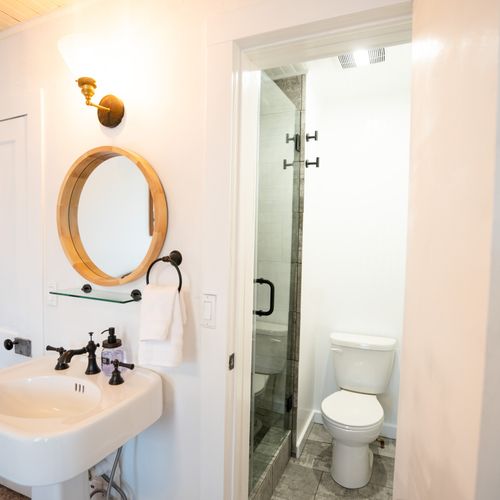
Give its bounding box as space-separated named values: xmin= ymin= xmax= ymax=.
xmin=146 ymin=250 xmax=183 ymax=291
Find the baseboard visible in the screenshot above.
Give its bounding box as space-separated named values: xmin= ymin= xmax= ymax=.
xmin=296 ymin=411 xmax=315 ymax=456
xmin=311 ymin=410 xmax=397 ymax=440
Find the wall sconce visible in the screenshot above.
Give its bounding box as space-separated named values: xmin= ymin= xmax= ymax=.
xmin=76 ymin=76 xmax=124 ymax=128
xmin=58 ymin=34 xmax=125 ymax=128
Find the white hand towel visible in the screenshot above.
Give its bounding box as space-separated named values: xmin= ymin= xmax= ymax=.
xmin=139 ymin=284 xmax=178 ymax=341
xmin=139 ymin=288 xmax=186 ymax=367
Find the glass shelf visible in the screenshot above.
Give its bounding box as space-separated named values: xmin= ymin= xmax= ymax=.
xmin=50 ymin=288 xmax=140 ymax=304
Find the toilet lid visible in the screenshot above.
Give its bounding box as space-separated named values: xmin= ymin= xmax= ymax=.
xmin=321 ymin=390 xmax=383 ymax=428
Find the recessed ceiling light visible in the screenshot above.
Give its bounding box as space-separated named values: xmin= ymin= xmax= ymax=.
xmin=353 ymin=49 xmax=370 ymax=66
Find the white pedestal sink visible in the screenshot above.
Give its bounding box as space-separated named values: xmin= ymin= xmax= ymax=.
xmin=0 ymin=355 xmax=162 ymax=499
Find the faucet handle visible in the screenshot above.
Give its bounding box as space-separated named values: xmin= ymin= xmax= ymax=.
xmin=46 ymin=345 xmax=65 ymax=355
xmin=109 ymin=359 xmax=135 ymax=385
xmin=86 ymin=333 xmax=99 ymax=352
xmin=114 ymin=360 xmax=134 ymax=370
xmin=46 ymin=345 xmax=69 ymax=370
xmin=4 ymin=339 xmax=19 ymax=351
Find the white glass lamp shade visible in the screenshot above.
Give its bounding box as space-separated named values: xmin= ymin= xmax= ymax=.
xmin=58 ymin=34 xmax=102 ymax=78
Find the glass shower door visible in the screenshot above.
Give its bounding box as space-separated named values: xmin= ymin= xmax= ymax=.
xmin=249 ymin=73 xmax=298 ymax=493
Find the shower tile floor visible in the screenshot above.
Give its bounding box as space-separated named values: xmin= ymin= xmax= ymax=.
xmin=252 ymin=426 xmax=289 ymax=489
xmin=271 ymin=424 xmax=395 ymax=500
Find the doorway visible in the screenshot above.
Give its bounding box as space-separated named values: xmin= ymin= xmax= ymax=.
xmin=248 ymin=41 xmax=411 ymax=499
xmin=0 ymin=114 xmax=39 ymax=498
xmin=0 ymin=116 xmax=30 ymax=369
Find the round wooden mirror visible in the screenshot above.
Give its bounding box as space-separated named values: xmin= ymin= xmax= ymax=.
xmin=57 ymin=146 xmax=168 ymax=286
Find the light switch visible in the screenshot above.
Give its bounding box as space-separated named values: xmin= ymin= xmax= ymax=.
xmin=201 ymin=294 xmax=216 ymax=328
xmin=203 ymin=301 xmax=212 ymax=321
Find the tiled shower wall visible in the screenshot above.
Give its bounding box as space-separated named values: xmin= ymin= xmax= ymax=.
xmin=274 ymin=75 xmax=306 ymax=456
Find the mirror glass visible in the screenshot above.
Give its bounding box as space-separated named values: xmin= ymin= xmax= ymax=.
xmin=77 ymin=157 xmax=152 ymax=278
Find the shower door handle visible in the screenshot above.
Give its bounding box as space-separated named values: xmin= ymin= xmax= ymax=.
xmin=253 ymin=278 xmax=275 ymax=316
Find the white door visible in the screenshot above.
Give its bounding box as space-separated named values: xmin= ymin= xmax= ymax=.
xmin=0 ymin=116 xmax=41 ymax=367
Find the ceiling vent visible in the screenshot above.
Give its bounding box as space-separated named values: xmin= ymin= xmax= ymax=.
xmin=338 ymin=48 xmax=386 ymax=69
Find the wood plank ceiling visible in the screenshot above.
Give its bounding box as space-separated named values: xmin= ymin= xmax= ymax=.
xmin=0 ymin=0 xmax=78 ymax=31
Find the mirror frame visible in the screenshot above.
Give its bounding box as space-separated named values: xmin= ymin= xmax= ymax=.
xmin=57 ymin=146 xmax=168 ymax=286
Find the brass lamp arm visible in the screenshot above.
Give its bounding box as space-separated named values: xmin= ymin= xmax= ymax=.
xmin=87 ymin=101 xmax=111 ymax=112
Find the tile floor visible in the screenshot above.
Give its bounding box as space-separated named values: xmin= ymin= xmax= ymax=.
xmin=0 ymin=485 xmax=27 ymax=500
xmin=0 ymin=425 xmax=395 ymax=500
xmin=271 ymin=424 xmax=395 ymax=500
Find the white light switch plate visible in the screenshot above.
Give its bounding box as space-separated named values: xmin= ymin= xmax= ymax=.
xmin=201 ymin=294 xmax=216 ymax=328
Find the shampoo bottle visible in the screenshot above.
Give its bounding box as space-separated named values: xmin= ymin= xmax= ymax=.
xmin=100 ymin=327 xmax=125 ymax=376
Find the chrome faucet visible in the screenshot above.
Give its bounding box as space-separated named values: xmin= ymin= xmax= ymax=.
xmin=46 ymin=332 xmax=101 ymax=375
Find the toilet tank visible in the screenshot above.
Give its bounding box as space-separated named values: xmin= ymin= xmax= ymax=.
xmin=254 ymin=322 xmax=288 ymax=375
xmin=330 ymin=332 xmax=396 ymax=395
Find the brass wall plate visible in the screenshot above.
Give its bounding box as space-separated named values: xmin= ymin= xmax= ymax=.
xmin=97 ymin=95 xmax=125 ymax=128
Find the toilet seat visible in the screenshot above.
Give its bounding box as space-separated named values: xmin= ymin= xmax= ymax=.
xmin=253 ymin=373 xmax=269 ymax=397
xmin=321 ymin=390 xmax=383 ymax=430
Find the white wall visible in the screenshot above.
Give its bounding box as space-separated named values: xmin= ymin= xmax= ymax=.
xmin=0 ymin=1 xmax=209 ymax=498
xmin=298 ymin=44 xmax=411 ymax=441
xmin=394 ymin=0 xmax=500 ymax=498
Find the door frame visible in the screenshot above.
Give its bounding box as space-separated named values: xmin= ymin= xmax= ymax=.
xmin=203 ymin=3 xmax=412 ymax=499
xmin=0 ymin=91 xmax=45 ymax=357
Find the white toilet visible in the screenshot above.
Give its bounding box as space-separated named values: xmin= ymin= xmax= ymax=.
xmin=253 ymin=373 xmax=269 ymax=397
xmin=254 ymin=321 xmax=288 ymax=376
xmin=321 ymin=332 xmax=396 ymax=489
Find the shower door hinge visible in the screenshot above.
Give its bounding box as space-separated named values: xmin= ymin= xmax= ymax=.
xmin=228 ymin=353 xmax=235 ymax=370
xmin=294 ymin=133 xmax=301 ymax=152
xmin=286 ymin=394 xmax=294 ymax=413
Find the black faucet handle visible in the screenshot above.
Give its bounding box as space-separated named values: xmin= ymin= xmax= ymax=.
xmin=85 ymin=334 xmax=99 ymax=350
xmin=4 ymin=339 xmax=19 ymax=351
xmin=46 ymin=345 xmax=65 ymax=355
xmin=113 ymin=359 xmax=135 ymax=370
xmin=109 ymin=359 xmax=135 ymax=386
xmin=46 ymin=345 xmax=69 ymax=370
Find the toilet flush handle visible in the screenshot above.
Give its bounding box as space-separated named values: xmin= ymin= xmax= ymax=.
xmin=330 ymin=347 xmax=343 ymax=353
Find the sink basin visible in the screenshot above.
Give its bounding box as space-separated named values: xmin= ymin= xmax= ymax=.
xmin=0 ymin=355 xmax=162 ymax=492
xmin=0 ymin=375 xmax=101 ymax=418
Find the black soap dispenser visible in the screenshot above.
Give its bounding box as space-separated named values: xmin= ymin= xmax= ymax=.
xmin=100 ymin=327 xmax=124 ymax=376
